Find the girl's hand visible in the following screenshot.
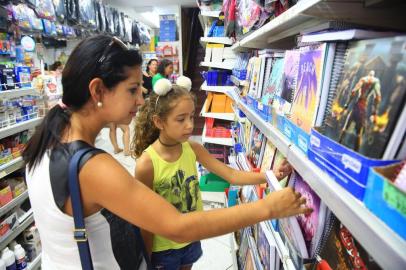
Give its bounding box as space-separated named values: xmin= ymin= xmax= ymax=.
xmin=264 ymin=187 xmax=312 ymax=218
xmin=273 ymin=158 xmax=293 ymax=180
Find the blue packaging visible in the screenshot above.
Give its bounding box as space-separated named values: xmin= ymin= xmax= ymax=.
xmin=14 ymin=66 xmax=31 ymax=88
xmin=308 ymin=128 xmax=398 ymax=200
xmin=284 ymin=118 xmax=309 ymax=154
xmin=364 ymin=163 xmax=406 ymax=240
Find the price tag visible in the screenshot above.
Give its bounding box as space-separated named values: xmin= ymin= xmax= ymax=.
xmin=383 ymin=181 xmax=406 ymax=217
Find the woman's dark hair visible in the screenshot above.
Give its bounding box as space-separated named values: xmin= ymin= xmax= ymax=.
xmin=157 ymin=59 xmax=173 ymax=77
xmin=23 ymin=34 xmax=143 ymax=171
xmin=146 ymin=59 xmax=157 ymax=74
xmin=50 ymin=61 xmax=62 ymax=71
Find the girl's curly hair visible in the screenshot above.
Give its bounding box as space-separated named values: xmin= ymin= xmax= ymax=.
xmin=132 ymin=85 xmax=195 ymax=158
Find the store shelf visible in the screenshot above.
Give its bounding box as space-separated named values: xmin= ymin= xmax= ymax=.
xmin=200 ymin=37 xmax=234 ymax=46
xmin=232 ymin=0 xmax=406 ymax=50
xmin=200 ymin=61 xmax=234 ymax=70
xmin=0 ymin=88 xmax=39 ymax=99
xmin=230 ymin=75 xmax=248 ymax=87
xmin=0 ymin=117 xmax=43 ymax=140
xmin=27 ymin=253 xmax=41 ymax=270
xmin=237 ymin=100 xmax=406 ymax=269
xmin=201 ymin=81 xmax=236 ymax=93
xmin=0 ymin=213 xmax=34 ymax=250
xmin=0 ymin=156 xmax=24 ymax=179
xmin=0 ymin=190 xmax=28 ymax=217
xmin=200 ymin=99 xmax=235 ymax=121
xmin=236 ymin=100 xmax=291 ymax=157
xmin=202 ymin=124 xmax=234 ymax=147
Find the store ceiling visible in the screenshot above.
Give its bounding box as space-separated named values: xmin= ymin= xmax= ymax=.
xmin=108 ymin=0 xmax=197 ymax=8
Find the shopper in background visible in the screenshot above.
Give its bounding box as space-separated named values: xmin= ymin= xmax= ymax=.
xmin=152 ymin=59 xmax=173 ymax=87
xmin=109 ymin=123 xmax=131 ymax=155
xmin=49 ymin=61 xmax=64 ymax=72
xmin=132 ymin=78 xmax=298 ymax=270
xmin=142 ymin=59 xmax=158 ymax=98
xmin=23 ymin=34 xmax=310 ymax=270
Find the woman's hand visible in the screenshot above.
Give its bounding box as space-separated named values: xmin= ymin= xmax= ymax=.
xmin=273 ymin=158 xmax=293 ymax=181
xmin=264 ymin=187 xmax=312 ymax=218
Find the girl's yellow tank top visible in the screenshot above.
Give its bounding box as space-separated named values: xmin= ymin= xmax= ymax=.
xmin=145 ymin=142 xmax=203 ymax=252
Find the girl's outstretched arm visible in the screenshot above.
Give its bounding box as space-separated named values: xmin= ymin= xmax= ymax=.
xmin=189 ymin=141 xmax=291 ymax=185
xmin=72 ymin=153 xmax=311 ymax=243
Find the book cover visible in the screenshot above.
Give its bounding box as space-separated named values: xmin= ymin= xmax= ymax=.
xmin=261 ymin=57 xmax=285 ymax=106
xmin=319 ymin=222 xmax=382 ymax=270
xmin=291 ymin=171 xmax=328 ymax=258
xmin=260 ymin=57 xmax=275 ymax=100
xmin=323 ymin=36 xmax=406 ymax=158
xmin=271 ymin=150 xmax=289 ymax=187
xmin=260 ymin=140 xmax=277 ymax=173
xmin=248 ymin=57 xmax=262 ymax=98
xmin=249 ymin=234 xmax=264 ymax=270
xmin=290 ymin=44 xmax=328 ymax=133
xmin=243 ymin=57 xmax=256 ymax=96
xmin=275 ymin=49 xmax=301 ymax=114
xmin=249 ymin=126 xmax=266 ymax=168
xmin=244 ymin=247 xmax=257 ymax=270
xmin=258 ymin=222 xmax=277 ymax=270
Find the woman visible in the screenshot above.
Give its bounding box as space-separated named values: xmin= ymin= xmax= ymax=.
xmin=142 ymin=59 xmax=158 ymax=98
xmin=23 ymin=35 xmax=310 ymax=269
xmin=152 ymin=59 xmax=173 ymax=87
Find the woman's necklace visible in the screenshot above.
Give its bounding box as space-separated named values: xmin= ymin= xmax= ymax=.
xmin=158 ymin=137 xmax=180 ymax=147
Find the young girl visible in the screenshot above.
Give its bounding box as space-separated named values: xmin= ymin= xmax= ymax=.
xmin=152 ymin=59 xmax=173 ymax=87
xmin=133 ymin=78 xmax=296 ymax=269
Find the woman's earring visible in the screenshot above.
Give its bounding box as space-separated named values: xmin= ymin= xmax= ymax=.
xmin=97 ymin=102 xmax=103 ymax=108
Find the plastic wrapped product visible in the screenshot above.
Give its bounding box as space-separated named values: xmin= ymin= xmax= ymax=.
xmin=79 ymin=0 xmax=96 ymax=29
xmin=12 ymin=4 xmax=32 ymax=31
xmin=52 ymin=0 xmax=66 ymax=23
xmin=138 ymin=22 xmax=151 ymax=45
xmin=119 ymin=12 xmax=126 ymax=39
xmin=66 ymin=0 xmax=79 ymax=24
xmin=112 ymin=8 xmax=120 ymax=36
xmin=124 ymin=16 xmax=132 ymax=43
xmin=35 ymin=0 xmax=56 ymax=21
xmin=55 ymin=23 xmax=64 ymax=36
xmin=104 ymin=5 xmax=114 ymax=34
xmin=131 ymin=20 xmax=141 ymax=45
xmin=95 ymin=0 xmax=106 ymax=33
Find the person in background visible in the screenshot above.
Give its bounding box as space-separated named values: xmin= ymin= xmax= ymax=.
xmin=50 ymin=61 xmax=64 ymax=73
xmin=152 ymin=59 xmax=173 ymax=87
xmin=109 ymin=123 xmax=131 ymax=156
xmin=142 ymin=59 xmax=158 ymax=98
xmin=132 ymin=78 xmax=297 ymax=270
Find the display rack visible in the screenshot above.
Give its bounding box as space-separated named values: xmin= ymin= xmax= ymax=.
xmin=231 ymin=0 xmax=406 ymax=51
xmin=0 ymin=190 xmax=28 ymax=217
xmin=27 ymin=253 xmax=41 ymax=270
xmin=0 ymin=157 xmax=25 ymax=179
xmin=0 ymin=87 xmax=39 ymax=99
xmin=200 ymin=37 xmax=234 ymax=46
xmin=0 ymin=117 xmax=43 ymax=140
xmin=232 ymin=97 xmax=406 ymax=269
xmin=201 ymin=81 xmax=235 ymax=93
xmin=0 ymin=213 xmax=34 ymax=251
xmin=202 ymin=124 xmax=234 ymax=147
xmin=200 ymin=61 xmax=234 ymax=70
xmin=200 ymin=98 xmax=235 ymax=121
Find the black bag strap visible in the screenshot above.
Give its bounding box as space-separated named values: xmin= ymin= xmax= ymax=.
xmin=68 ymin=148 xmax=153 ymax=270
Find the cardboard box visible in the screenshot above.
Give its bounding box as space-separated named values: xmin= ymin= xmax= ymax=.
xmin=308 ymin=128 xmax=398 ymax=200
xmin=0 ymin=212 xmax=19 ymax=242
xmin=364 ymin=163 xmax=406 ymax=240
xmin=211 ymin=44 xmax=224 ymax=63
xmin=0 ymin=182 xmax=12 ymax=207
xmin=211 ymin=94 xmax=227 ymax=113
xmin=6 ymin=177 xmax=27 ymax=198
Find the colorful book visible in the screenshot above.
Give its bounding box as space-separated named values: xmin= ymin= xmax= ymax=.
xmin=258 ymin=222 xmax=278 ymax=270
xmin=274 ymin=49 xmax=301 ymax=115
xmin=261 ymin=57 xmax=285 ymax=106
xmin=323 ymin=36 xmax=406 ymax=159
xmin=271 ymin=150 xmax=289 ymax=187
xmin=248 ymin=126 xmax=266 ymax=168
xmin=260 ymin=140 xmax=277 ymax=173
xmin=290 ymin=43 xmax=329 ymax=133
